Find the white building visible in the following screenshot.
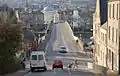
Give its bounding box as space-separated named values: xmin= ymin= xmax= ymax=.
xmin=107 ymin=0 xmax=120 ymax=73
xmin=42 ymin=5 xmax=59 ymax=24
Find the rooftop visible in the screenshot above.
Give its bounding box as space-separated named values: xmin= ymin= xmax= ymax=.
xmin=43 ymin=5 xmax=59 ymax=12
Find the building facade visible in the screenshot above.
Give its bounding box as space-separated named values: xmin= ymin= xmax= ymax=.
xmin=107 ymin=0 xmax=120 ymax=73
xmin=93 ymin=0 xmax=120 ymax=74
xmin=93 ymin=0 xmax=107 ymax=67
xmin=43 ymin=11 xmax=59 ymax=24
xmin=42 ymin=6 xmax=59 ymax=24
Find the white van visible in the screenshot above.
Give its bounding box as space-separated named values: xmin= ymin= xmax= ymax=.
xmin=30 ymin=51 xmax=47 ymax=72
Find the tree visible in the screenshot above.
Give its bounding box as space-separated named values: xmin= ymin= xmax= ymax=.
xmin=78 ymin=9 xmax=93 ymax=30
xmin=78 ymin=6 xmax=94 ymax=40
xmin=0 ymin=23 xmax=22 ymax=74
xmin=0 ymin=10 xmax=22 ymax=74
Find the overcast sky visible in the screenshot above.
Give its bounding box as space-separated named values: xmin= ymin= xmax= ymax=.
xmin=0 ymin=0 xmax=95 ymax=7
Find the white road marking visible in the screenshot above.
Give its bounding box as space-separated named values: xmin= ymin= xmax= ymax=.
xmin=55 ymin=56 xmax=93 ymax=61
xmin=53 ymin=69 xmax=56 ymax=74
xmin=62 ymin=35 xmax=70 ymax=52
xmin=56 ymin=24 xmax=61 ymax=42
xmin=53 ymin=40 xmax=59 ymax=50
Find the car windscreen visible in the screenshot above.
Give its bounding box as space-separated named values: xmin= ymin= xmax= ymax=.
xmin=61 ymin=47 xmax=66 ymax=49
xmin=38 ymin=55 xmax=43 ymax=60
xmin=32 ymin=55 xmax=37 ymax=60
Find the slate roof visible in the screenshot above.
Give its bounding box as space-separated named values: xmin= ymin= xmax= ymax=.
xmin=43 ymin=6 xmax=55 ymax=11
xmin=99 ymin=0 xmax=108 ymax=25
xmin=43 ymin=5 xmax=59 ymax=12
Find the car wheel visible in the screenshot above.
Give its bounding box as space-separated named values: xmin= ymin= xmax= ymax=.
xmin=61 ymin=67 xmax=63 ymax=69
xmin=52 ymin=67 xmax=54 ymax=69
xmin=44 ymin=67 xmax=47 ymax=71
xmin=30 ymin=68 xmax=34 ymax=72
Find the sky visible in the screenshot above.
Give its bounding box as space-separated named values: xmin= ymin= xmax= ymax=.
xmin=0 ymin=0 xmax=96 ymax=7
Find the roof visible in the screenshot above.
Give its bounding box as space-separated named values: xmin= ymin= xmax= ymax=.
xmin=43 ymin=6 xmax=54 ymax=11
xmin=31 ymin=51 xmax=45 ymax=55
xmin=100 ymin=0 xmax=108 ymax=25
xmin=43 ymin=5 xmax=59 ymax=12
xmin=101 ymin=22 xmax=107 ymax=30
xmin=23 ymin=29 xmax=35 ymax=41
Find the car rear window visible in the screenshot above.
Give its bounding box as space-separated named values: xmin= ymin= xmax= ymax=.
xmin=61 ymin=47 xmax=66 ymax=49
xmin=32 ymin=55 xmax=37 ymax=60
xmin=38 ymin=55 xmax=43 ymax=60
xmin=54 ymin=60 xmax=62 ymax=63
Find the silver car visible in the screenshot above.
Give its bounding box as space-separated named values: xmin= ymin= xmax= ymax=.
xmin=59 ymin=46 xmax=67 ymax=53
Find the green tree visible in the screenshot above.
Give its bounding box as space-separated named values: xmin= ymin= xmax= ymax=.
xmin=0 ymin=11 xmax=17 ymax=24
xmin=0 ymin=23 xmax=22 ymax=74
xmin=0 ymin=10 xmax=22 ymax=74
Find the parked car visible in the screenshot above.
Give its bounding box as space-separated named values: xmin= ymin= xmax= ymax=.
xmin=59 ymin=46 xmax=67 ymax=53
xmin=52 ymin=60 xmax=63 ymax=69
xmin=30 ymin=51 xmax=47 ymax=72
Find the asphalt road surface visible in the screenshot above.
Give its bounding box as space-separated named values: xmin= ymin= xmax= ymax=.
xmin=25 ymin=22 xmax=94 ymax=76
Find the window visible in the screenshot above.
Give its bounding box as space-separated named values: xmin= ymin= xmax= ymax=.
xmin=105 ymin=34 xmax=107 ymax=43
xmin=101 ymin=52 xmax=102 ymax=60
xmin=60 ymin=46 xmax=66 ymax=49
xmin=103 ymin=33 xmax=104 ymax=41
xmin=113 ymin=4 xmax=115 ymax=18
xmin=112 ymin=27 xmax=114 ymax=42
xmin=112 ymin=52 xmax=114 ymax=70
xmin=38 ymin=55 xmax=43 ymax=60
xmin=116 ymin=29 xmax=118 ymax=43
xmin=109 ymin=4 xmax=111 ymax=18
xmin=109 ymin=50 xmax=111 ymax=61
xmin=118 ymin=4 xmax=120 ymax=19
xmin=108 ymin=26 xmax=110 ymax=39
xmin=101 ymin=32 xmax=102 ymax=40
xmin=32 ymin=55 xmax=37 ymax=60
xmin=117 ymin=4 xmax=118 ymax=19
xmin=98 ymin=45 xmax=100 ymax=56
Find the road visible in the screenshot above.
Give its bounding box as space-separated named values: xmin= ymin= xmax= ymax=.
xmin=25 ymin=22 xmax=94 ymax=76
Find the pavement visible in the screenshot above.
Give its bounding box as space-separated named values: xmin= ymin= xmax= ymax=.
xmin=24 ymin=22 xmax=95 ymax=76
xmin=0 ymin=69 xmax=30 ymax=76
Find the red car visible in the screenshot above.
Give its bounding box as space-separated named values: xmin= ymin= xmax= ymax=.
xmin=52 ymin=60 xmax=63 ymax=69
